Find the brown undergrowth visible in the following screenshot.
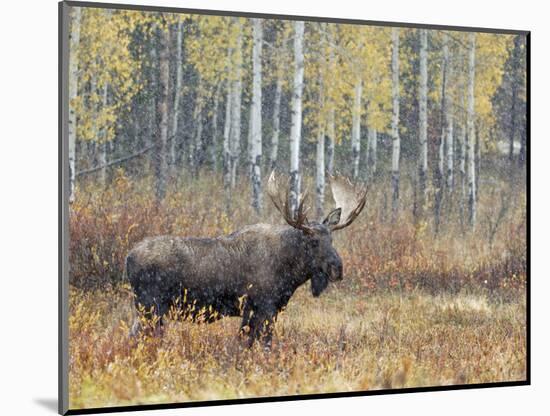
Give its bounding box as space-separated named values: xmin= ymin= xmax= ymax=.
xmin=68 ymin=170 xmax=527 ymax=409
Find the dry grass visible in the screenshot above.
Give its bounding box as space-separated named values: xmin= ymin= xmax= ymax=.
xmin=68 ymin=170 xmax=527 ymax=410
xmin=68 ymin=284 xmax=526 ymax=409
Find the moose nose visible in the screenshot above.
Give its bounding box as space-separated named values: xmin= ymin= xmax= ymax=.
xmin=329 ymin=258 xmax=343 ymax=281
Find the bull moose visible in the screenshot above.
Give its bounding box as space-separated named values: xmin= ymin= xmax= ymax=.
xmin=126 ymin=172 xmax=367 ymax=347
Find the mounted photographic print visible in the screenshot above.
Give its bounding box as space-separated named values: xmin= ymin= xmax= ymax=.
xmin=59 ymin=1 xmax=530 ymax=414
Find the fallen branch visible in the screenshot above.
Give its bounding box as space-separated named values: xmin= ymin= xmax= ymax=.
xmin=75 ymin=144 xmax=155 ymax=177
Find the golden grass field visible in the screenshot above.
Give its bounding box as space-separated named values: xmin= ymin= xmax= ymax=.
xmin=69 ymin=284 xmax=526 ymax=409
xmin=68 ymin=171 xmax=527 ymax=409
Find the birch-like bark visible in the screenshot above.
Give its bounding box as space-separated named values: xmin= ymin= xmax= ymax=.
xmin=230 ymin=20 xmax=243 ymax=189
xmin=391 ymin=28 xmax=400 ymax=222
xmin=250 ymin=18 xmax=263 ymax=213
xmin=223 ymin=52 xmax=233 ymax=188
xmin=458 ymin=123 xmax=466 ymax=227
xmin=316 ymin=76 xmax=326 ymax=218
xmin=366 ymin=127 xmax=377 ymax=182
xmin=467 ymin=33 xmax=477 ymax=228
xmin=269 ymin=74 xmax=282 ymax=170
xmin=445 ymin=41 xmax=454 ymax=194
xmin=154 ymin=27 xmax=170 ymax=200
xmin=316 ymin=126 xmax=326 ymax=219
xmin=434 ymin=34 xmax=450 ymax=233
xmin=147 ymin=43 xmax=157 ymax=160
xmin=509 ymin=82 xmax=517 ymax=162
xmin=418 ymin=29 xmax=428 ymax=215
xmin=193 ymin=97 xmax=203 ymax=177
xmin=351 ymin=78 xmax=363 ymax=179
xmin=171 ymin=20 xmax=184 ymax=171
xmin=327 ymin=109 xmax=335 ymax=177
xmin=210 ymin=84 xmax=220 ymax=171
xmin=326 ymin=41 xmax=336 ymax=178
xmin=68 ymin=6 xmax=81 ymax=203
xmin=443 ymin=33 xmax=454 ymax=194
xmin=446 ymin=118 xmax=454 ymax=191
xmin=247 ymin=97 xmax=253 ymax=177
xmin=99 ymin=82 xmax=109 ymax=185
xmin=289 ymin=21 xmax=305 ymax=214
xmin=98 ymin=141 xmax=107 ymax=185
xmin=509 ymin=35 xmax=522 ymax=162
xmin=475 ymin=128 xmax=480 ymax=203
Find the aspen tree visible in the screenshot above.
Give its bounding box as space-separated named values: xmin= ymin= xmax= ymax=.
xmin=391 ymin=28 xmax=401 ymax=222
xmin=250 ymin=18 xmax=263 ymax=213
xmin=418 ymin=29 xmax=428 ymax=216
xmin=289 ymin=21 xmax=305 ymax=214
xmin=68 ymin=6 xmax=81 ymax=202
xmin=467 ymin=32 xmax=477 ymax=228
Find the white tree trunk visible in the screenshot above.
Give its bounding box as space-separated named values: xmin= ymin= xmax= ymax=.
xmin=326 ymin=42 xmax=336 ymax=178
xmin=155 ymin=27 xmax=170 ymax=200
xmin=444 ymin=39 xmax=454 ymax=194
xmin=351 ymin=78 xmax=363 ymax=179
xmin=289 ymin=21 xmax=305 ymax=214
xmin=210 ymin=84 xmax=220 ymax=171
xmin=230 ymin=20 xmax=243 ymax=189
xmin=250 ymin=18 xmax=263 ymax=213
xmin=467 ymin=33 xmax=477 ymax=228
xmin=327 ymin=109 xmax=335 ymax=176
xmin=316 ymin=126 xmax=326 ymax=219
xmin=367 ymin=127 xmax=377 ymax=179
xmin=458 ymin=123 xmax=466 ymax=189
xmin=391 ymin=28 xmax=400 ymax=221
xmin=457 ymin=121 xmax=466 ymax=227
xmin=171 ymin=20 xmax=184 ymax=171
xmin=438 ymin=133 xmax=445 ymax=182
xmin=446 ymin=118 xmax=454 ymax=191
xmin=193 ymin=98 xmax=203 ymax=176
xmin=442 ymin=33 xmax=454 ymax=193
xmin=223 ymin=54 xmax=233 ymax=188
xmin=147 ymin=44 xmax=157 ymax=155
xmin=418 ymin=29 xmax=428 ymax=212
xmin=99 ymin=82 xmax=109 ymax=185
xmin=434 ymin=33 xmax=454 ymax=233
xmin=68 ymin=6 xmax=81 ymax=203
xmin=247 ymin=97 xmax=253 ymax=177
xmin=269 ymin=74 xmax=282 ymax=170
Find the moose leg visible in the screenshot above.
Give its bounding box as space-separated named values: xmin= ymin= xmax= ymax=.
xmin=129 ymin=318 xmax=142 ymax=338
xmin=239 ymin=302 xmax=254 ymax=344
xmin=130 ymin=299 xmax=167 ymax=338
xmin=247 ymin=306 xmax=278 ymax=349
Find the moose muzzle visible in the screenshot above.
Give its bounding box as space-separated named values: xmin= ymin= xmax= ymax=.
xmin=328 ymin=255 xmax=343 ymax=282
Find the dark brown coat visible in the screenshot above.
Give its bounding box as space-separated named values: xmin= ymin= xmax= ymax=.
xmin=126 ymin=173 xmax=367 ymax=347
xmin=126 ymin=222 xmax=342 ymax=346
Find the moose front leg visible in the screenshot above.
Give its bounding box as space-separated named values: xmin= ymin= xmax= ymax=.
xmin=239 ymin=302 xmax=254 ymax=345
xmin=246 ymin=306 xmax=278 ymax=349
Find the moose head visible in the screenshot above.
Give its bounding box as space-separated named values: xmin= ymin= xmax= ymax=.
xmin=266 ymin=171 xmax=367 ymax=296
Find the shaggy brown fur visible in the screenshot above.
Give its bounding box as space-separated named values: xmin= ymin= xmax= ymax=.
xmin=126 ymin=221 xmax=343 ymax=347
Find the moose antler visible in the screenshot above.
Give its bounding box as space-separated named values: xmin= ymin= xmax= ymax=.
xmin=267 ymin=171 xmax=314 ymax=234
xmin=329 ymin=175 xmax=368 ymax=231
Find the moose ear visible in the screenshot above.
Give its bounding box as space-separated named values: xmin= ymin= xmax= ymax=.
xmin=322 ymin=208 xmax=342 ymax=227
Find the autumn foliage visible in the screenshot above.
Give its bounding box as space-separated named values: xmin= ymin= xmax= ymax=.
xmin=68 ymin=169 xmax=526 ymax=408
xmin=70 ymin=170 xmax=526 ymax=293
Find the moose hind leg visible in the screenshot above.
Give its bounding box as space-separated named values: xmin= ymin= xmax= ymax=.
xmin=129 ymin=317 xmax=142 ymax=338
xmin=132 ymin=298 xmax=168 ymax=337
